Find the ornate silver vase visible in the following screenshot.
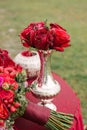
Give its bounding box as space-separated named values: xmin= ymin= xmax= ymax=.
xmin=31 ymin=50 xmax=61 ymax=111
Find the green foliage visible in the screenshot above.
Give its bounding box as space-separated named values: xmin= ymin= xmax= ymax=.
xmin=0 ymin=0 xmax=87 ymax=124
xmin=15 ymin=70 xmax=27 ymax=83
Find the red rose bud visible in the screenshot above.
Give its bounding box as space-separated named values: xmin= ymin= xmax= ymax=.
xmin=10 ymin=106 xmax=16 ymax=112
xmin=8 ymin=98 xmax=14 ymax=104
xmin=14 ymin=102 xmax=20 ymax=108
xmin=0 ymin=120 xmax=4 ymax=126
xmin=3 ymin=99 xmax=8 ymax=105
xmin=7 ymin=104 xmax=11 ymax=108
xmin=12 ymin=82 xmax=18 ymax=90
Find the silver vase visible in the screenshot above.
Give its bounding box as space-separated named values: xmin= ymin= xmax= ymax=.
xmin=31 ymin=50 xmax=61 ymax=111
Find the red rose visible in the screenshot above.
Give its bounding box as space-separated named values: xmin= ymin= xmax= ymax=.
xmin=3 ymin=66 xmax=23 ymax=78
xmin=20 ymin=22 xmax=49 ymax=50
xmin=0 ymin=90 xmax=14 ymax=100
xmin=4 ymin=67 xmax=17 ymax=78
xmin=0 ymin=99 xmax=9 ymax=120
xmin=0 ymin=48 xmax=15 ymax=67
xmin=3 ymin=76 xmax=18 ymax=90
xmin=31 ymin=28 xmax=49 ymax=50
xmin=48 ymin=23 xmax=70 ymax=51
xmin=14 ymin=64 xmax=23 ymax=73
xmin=12 ymin=82 xmax=18 ymax=90
xmin=0 ymin=73 xmax=9 ymax=80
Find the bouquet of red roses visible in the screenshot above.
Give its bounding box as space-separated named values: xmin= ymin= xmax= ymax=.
xmin=20 ymin=21 xmax=70 ymax=51
xmin=0 ymin=49 xmax=29 ymax=130
xmin=19 ymin=21 xmax=71 ymax=92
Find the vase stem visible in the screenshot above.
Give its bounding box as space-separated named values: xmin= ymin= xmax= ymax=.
xmin=38 ymin=50 xmax=52 ymax=87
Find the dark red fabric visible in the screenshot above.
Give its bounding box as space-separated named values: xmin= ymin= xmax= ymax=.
xmin=23 ymin=101 xmax=50 ymax=125
xmin=14 ymin=73 xmax=84 ymax=130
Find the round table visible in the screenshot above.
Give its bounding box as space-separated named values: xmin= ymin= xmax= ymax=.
xmin=15 ymin=73 xmax=84 ymax=130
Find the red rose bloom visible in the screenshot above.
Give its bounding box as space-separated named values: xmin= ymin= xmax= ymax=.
xmin=20 ymin=22 xmax=49 ymax=50
xmin=14 ymin=64 xmax=23 ymax=73
xmin=4 ymin=67 xmax=17 ymax=78
xmin=0 ymin=49 xmax=15 ymax=67
xmin=48 ymin=23 xmax=70 ymax=51
xmin=0 ymin=99 xmax=9 ymax=120
xmin=0 ymin=90 xmax=14 ymax=100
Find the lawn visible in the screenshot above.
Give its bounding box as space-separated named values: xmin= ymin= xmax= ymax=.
xmin=0 ymin=0 xmax=87 ymax=124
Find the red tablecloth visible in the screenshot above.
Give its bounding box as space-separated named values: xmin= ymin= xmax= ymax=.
xmin=15 ymin=73 xmax=84 ymax=130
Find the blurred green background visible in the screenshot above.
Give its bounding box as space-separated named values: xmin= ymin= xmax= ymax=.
xmin=0 ymin=0 xmax=87 ymax=125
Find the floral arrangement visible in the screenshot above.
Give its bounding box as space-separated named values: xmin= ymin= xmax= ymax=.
xmin=0 ymin=46 xmax=74 ymax=130
xmin=0 ymin=21 xmax=73 ymax=130
xmin=20 ymin=21 xmax=70 ymax=51
xmin=0 ymin=49 xmax=29 ymax=130
xmin=20 ymin=21 xmax=71 ymax=87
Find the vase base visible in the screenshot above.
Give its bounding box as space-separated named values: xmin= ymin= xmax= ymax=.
xmin=38 ymin=102 xmax=57 ymax=111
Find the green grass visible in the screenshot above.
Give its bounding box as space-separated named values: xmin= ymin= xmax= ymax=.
xmin=0 ymin=0 xmax=87 ymax=125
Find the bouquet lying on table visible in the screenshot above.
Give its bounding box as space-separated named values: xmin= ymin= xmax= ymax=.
xmin=0 ymin=49 xmax=29 ymax=130
xmin=0 ymin=22 xmax=74 ymax=130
